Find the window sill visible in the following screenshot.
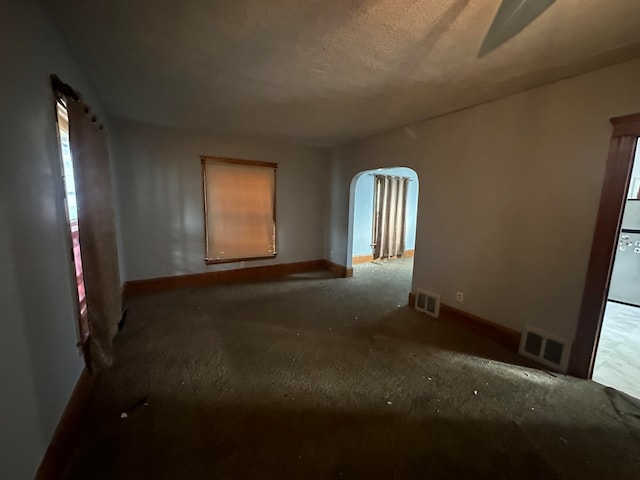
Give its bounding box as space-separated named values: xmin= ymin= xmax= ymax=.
xmin=205 ymin=253 xmax=277 ymax=265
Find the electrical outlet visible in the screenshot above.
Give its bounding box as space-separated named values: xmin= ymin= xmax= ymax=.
xmin=240 ymin=261 xmax=246 ymax=268
xmin=456 ymin=291 xmax=464 ymax=303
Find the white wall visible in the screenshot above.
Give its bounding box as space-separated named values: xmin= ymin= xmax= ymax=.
xmin=110 ymin=118 xmax=330 ymax=281
xmin=329 ymin=58 xmax=640 ymax=342
xmin=0 ymin=1 xmax=111 ymax=478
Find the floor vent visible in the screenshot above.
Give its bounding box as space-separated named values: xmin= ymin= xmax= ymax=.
xmin=519 ymin=326 xmax=570 ymax=372
xmin=415 ymin=289 xmax=440 ymax=318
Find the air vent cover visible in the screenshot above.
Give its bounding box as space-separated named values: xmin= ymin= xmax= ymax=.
xmin=524 ymin=331 xmax=543 ymax=356
xmin=544 ymin=338 xmax=564 ymax=365
xmin=519 ymin=326 xmax=570 ymax=372
xmin=415 ymin=289 xmax=440 ymax=318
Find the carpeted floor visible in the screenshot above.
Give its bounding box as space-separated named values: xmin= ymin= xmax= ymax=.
xmin=64 ymin=257 xmax=640 ymax=479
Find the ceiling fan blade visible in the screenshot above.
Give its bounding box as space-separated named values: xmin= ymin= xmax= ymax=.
xmin=479 ymin=0 xmax=556 ymax=57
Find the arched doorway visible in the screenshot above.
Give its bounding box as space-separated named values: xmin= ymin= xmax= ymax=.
xmin=347 ymin=167 xmax=419 ymax=279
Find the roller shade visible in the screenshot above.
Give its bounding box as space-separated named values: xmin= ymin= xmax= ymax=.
xmin=202 ymin=158 xmax=277 ymax=263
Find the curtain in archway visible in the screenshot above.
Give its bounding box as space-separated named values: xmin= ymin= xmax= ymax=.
xmin=372 ymin=175 xmax=409 ymax=260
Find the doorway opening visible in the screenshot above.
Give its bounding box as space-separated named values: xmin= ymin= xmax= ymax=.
xmin=347 ymin=167 xmax=419 ymax=285
xmin=570 ymin=113 xmax=640 ymax=392
xmin=55 ymin=99 xmax=89 ymax=348
xmin=592 ymin=138 xmax=640 ymax=399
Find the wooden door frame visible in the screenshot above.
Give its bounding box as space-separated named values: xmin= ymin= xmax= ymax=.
xmin=569 ymin=113 xmax=640 ymax=378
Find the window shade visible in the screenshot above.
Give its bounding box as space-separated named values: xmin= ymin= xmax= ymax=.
xmin=203 ymin=159 xmax=276 ymax=263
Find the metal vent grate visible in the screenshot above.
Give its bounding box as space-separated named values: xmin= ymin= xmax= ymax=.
xmin=415 ymin=289 xmax=440 ymax=318
xmin=543 ymin=338 xmax=564 ymax=365
xmin=524 ymin=331 xmax=543 ymax=356
xmin=416 ymin=291 xmax=427 ymax=311
xmin=519 ymin=326 xmax=570 ymax=372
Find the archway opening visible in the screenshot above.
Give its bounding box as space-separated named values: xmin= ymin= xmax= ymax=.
xmin=347 ymin=167 xmax=419 ymax=286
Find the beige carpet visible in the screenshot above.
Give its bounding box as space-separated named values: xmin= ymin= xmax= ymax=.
xmin=64 ymin=258 xmax=640 ymax=479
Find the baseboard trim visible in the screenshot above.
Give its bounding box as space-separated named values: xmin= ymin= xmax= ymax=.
xmin=122 ymin=259 xmax=349 ymax=302
xmin=352 ymin=250 xmax=414 ymax=265
xmin=408 ymin=292 xmax=520 ymax=351
xmin=352 ymin=254 xmax=374 ymax=265
xmin=325 ymin=260 xmax=353 ymax=278
xmin=35 ymin=368 xmax=94 ymax=480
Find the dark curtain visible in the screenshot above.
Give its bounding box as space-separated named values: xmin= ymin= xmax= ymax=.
xmin=67 ymin=100 xmax=121 ymax=371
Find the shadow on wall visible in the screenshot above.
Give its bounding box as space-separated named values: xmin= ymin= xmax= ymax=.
xmin=348 ymin=167 xmax=419 ymax=267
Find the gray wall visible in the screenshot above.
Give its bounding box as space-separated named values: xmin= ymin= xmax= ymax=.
xmin=0 ymin=1 xmax=111 ymax=478
xmin=329 ymin=58 xmax=640 ymax=342
xmin=110 ymin=118 xmax=330 ymax=281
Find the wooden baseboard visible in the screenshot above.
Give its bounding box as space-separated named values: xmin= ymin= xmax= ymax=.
xmin=440 ymin=304 xmax=521 ymax=351
xmin=352 ymin=250 xmax=414 ymax=265
xmin=408 ymin=292 xmax=416 ymax=308
xmin=35 ymin=368 xmax=94 ymax=480
xmin=352 ymin=254 xmax=374 ymax=265
xmin=122 ymin=259 xmax=351 ymax=302
xmin=408 ymin=292 xmax=520 ymax=351
xmin=325 ymin=260 xmax=353 ymax=278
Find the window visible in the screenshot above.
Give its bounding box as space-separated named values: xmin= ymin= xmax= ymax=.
xmin=55 ymin=99 xmax=89 ymax=347
xmin=202 ymin=157 xmax=277 ymax=264
xmin=52 ymin=74 xmax=122 ymax=369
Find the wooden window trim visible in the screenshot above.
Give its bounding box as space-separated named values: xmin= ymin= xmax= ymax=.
xmin=201 ymin=156 xmax=278 ymax=265
xmin=201 ymin=155 xmax=278 ymax=170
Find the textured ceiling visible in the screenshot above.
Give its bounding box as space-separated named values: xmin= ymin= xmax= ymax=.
xmin=40 ymin=0 xmax=640 ymax=146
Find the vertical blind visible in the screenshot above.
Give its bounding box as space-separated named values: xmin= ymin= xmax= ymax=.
xmin=203 ymin=159 xmax=277 ymax=263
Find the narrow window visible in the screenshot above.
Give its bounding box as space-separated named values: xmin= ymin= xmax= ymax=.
xmin=55 ymin=99 xmax=89 ymax=346
xmin=202 ymin=157 xmax=277 ymax=264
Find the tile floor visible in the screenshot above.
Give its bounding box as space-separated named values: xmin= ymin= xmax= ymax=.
xmin=593 ymin=301 xmax=640 ymax=399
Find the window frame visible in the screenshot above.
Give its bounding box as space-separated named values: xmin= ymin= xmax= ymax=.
xmin=201 ymin=156 xmax=278 ymax=265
